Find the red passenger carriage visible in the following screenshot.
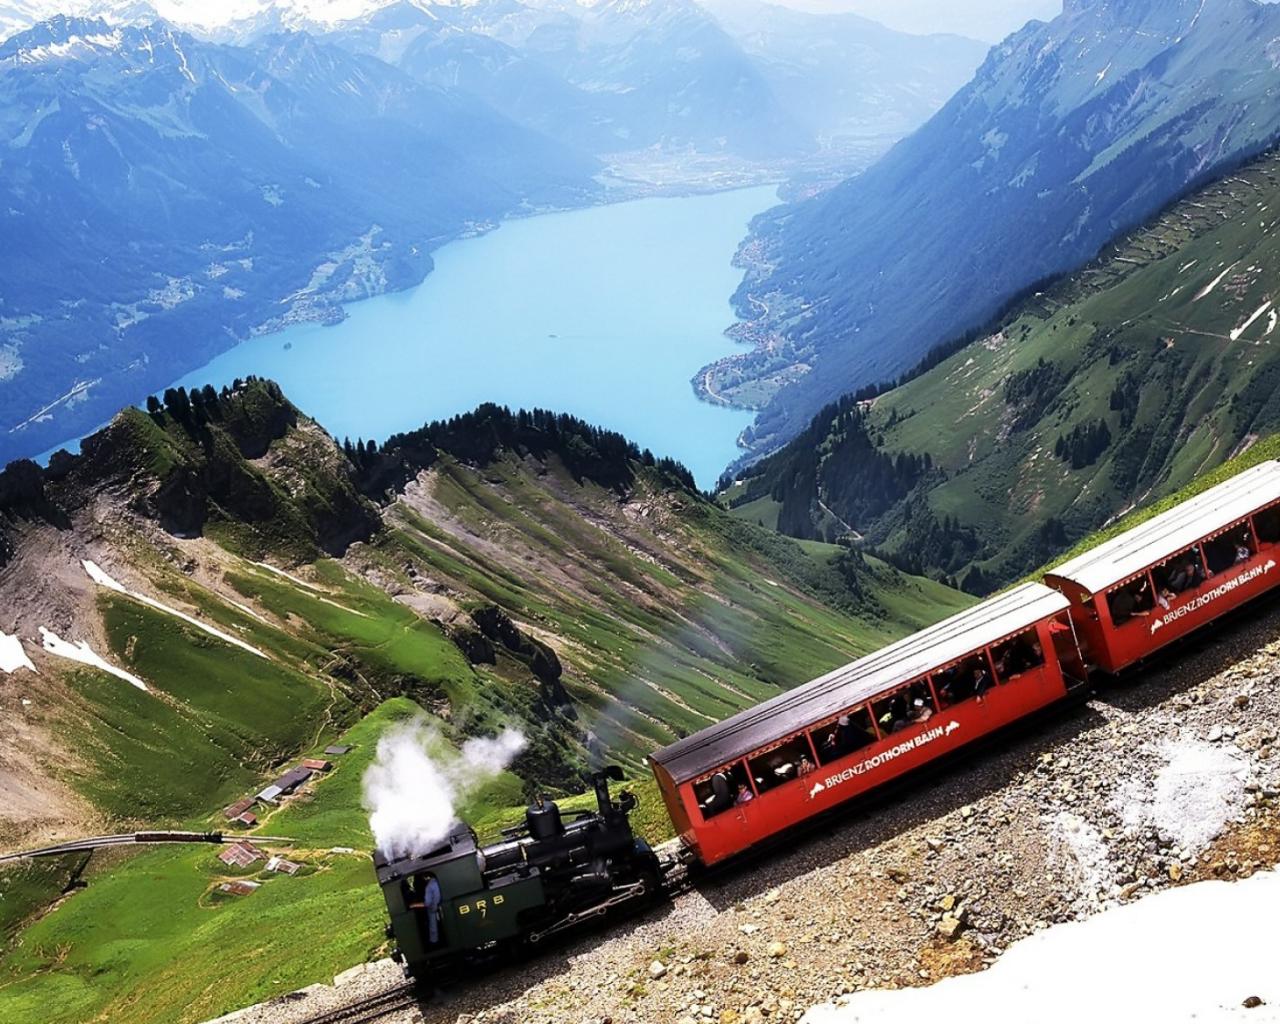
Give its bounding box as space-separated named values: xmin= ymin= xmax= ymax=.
xmin=649 ymin=583 xmax=1087 ymax=866
xmin=1044 ymin=461 xmax=1280 ymax=673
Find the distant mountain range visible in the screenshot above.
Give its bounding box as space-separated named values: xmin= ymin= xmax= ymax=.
xmin=713 ymin=0 xmax=1280 ymax=454
xmin=0 ymin=14 xmax=600 ymax=464
xmin=0 ymin=0 xmax=984 ymax=466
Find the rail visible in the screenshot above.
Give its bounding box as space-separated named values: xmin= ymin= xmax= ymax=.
xmin=0 ymin=831 xmax=297 ymax=864
xmin=290 ymin=985 xmax=420 ymax=1024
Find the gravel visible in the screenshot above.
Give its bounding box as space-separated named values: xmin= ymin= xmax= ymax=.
xmin=211 ymin=598 xmax=1280 ymax=1024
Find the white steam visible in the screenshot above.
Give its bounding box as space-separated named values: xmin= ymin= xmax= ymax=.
xmin=362 ymin=718 xmax=527 ymax=859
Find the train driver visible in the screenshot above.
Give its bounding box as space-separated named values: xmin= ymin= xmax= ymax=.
xmin=408 ymin=872 xmax=444 ymax=945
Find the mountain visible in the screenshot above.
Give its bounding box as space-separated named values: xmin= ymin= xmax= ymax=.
xmin=0 ymin=16 xmax=598 ymax=465
xmin=701 ymin=0 xmax=987 ymax=144
xmin=711 ymin=0 xmax=1280 ymax=454
xmin=0 ymin=381 xmax=967 ymax=1019
xmin=318 ymin=0 xmax=987 ymax=162
xmin=724 ymin=144 xmax=1280 ymax=592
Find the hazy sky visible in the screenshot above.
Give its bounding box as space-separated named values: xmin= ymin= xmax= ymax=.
xmin=770 ymin=0 xmax=1063 ymax=42
xmin=42 ymin=0 xmax=1067 ymax=42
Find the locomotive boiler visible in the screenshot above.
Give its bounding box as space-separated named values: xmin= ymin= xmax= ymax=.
xmin=376 ymin=766 xmax=660 ymax=978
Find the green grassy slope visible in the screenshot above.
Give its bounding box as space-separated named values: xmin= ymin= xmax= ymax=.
xmin=0 ymin=389 xmax=972 ymax=1024
xmin=730 ymin=148 xmax=1280 ymax=590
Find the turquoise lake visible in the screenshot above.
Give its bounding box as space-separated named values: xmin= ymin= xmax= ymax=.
xmin=174 ymin=186 xmax=775 ymax=487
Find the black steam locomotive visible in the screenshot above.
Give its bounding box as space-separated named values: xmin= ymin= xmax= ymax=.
xmin=376 ymin=767 xmax=661 ymax=978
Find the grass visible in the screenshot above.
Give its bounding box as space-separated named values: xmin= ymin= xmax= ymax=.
xmin=748 ymin=148 xmax=1280 ymax=590
xmin=1032 ymin=431 xmax=1280 ymax=579
xmin=1 ymin=419 xmax=976 ymax=1023
xmin=0 ymin=700 xmax=659 ymax=1024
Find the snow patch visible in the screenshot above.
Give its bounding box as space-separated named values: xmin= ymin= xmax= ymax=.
xmin=1230 ymin=301 xmax=1273 ymax=342
xmin=804 ymin=868 xmax=1280 ymax=1024
xmin=1050 ymin=811 xmax=1115 ymax=910
xmin=1116 ymin=739 xmax=1249 ymax=852
xmin=1193 ymin=263 xmax=1237 ymax=302
xmin=39 ymin=627 xmax=147 ymax=692
xmin=0 ymin=632 xmax=36 ymax=674
xmin=83 ymin=560 xmax=267 ymax=659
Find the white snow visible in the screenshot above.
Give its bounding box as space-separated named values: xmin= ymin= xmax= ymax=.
xmin=1230 ymin=301 xmax=1273 ymax=342
xmin=1193 ymin=262 xmax=1238 ymax=302
xmin=82 ymin=560 xmax=267 ymax=659
xmin=1116 ymin=739 xmax=1249 ymax=852
xmin=0 ymin=632 xmax=36 ymax=675
xmin=251 ymin=560 xmax=368 ymax=617
xmin=804 ymin=869 xmax=1280 ymax=1024
xmin=39 ymin=627 xmax=148 ymax=692
xmin=1050 ymin=811 xmax=1115 ymax=910
xmin=252 ymin=561 xmax=323 ymax=592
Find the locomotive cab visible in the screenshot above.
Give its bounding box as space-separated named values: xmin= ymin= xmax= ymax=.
xmin=376 ymin=766 xmax=661 ymax=980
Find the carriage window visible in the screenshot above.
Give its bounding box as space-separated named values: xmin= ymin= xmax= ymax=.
xmin=934 ymin=654 xmax=994 ymax=708
xmin=872 ymin=679 xmax=937 ymax=734
xmin=809 ymin=706 xmax=876 ymax=766
xmin=1152 ymin=546 xmax=1206 ymax=602
xmin=1254 ymin=505 xmax=1280 ymax=544
xmin=1204 ymin=526 xmax=1255 ymax=575
xmin=693 ymin=762 xmax=752 ymax=820
xmin=991 ymin=629 xmax=1045 ymax=682
xmin=1107 ymin=576 xmax=1155 ymax=626
xmin=747 ymin=736 xmax=815 ymax=794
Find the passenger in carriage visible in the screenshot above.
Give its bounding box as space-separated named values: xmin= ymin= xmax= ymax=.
xmin=909 ymin=697 xmax=933 ymax=724
xmin=1235 ymin=531 xmax=1254 ymax=565
xmin=973 ymin=664 xmax=993 ymax=704
xmin=798 ymin=754 xmax=815 ymax=778
xmin=735 ymin=783 xmax=755 ymax=806
xmin=879 ymin=695 xmax=911 ymax=734
xmin=1110 ymin=578 xmax=1154 ymax=624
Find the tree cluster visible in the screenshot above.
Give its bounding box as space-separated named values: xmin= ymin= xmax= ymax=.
xmin=379 ymin=404 xmax=696 ymax=494
xmin=1054 ymin=419 xmax=1113 ymax=469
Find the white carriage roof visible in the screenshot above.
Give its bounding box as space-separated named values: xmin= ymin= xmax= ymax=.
xmin=1046 ymin=460 xmax=1280 ymax=595
xmin=650 ymin=583 xmax=1069 ymax=784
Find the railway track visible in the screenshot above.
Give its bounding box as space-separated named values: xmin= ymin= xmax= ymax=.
xmin=291 ymin=985 xmax=421 ymax=1024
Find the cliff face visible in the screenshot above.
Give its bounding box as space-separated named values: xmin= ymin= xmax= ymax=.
xmin=0 ymin=379 xmax=382 ymax=565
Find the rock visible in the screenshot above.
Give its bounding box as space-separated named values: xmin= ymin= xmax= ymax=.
xmin=742 ymin=1009 xmax=765 ymax=1024
xmin=767 ymin=941 xmax=788 ymax=959
xmin=1168 ymin=863 xmax=1184 ymax=882
xmin=649 ymin=960 xmax=668 ymax=980
xmin=733 ymin=951 xmax=750 ymax=965
xmin=1243 ymin=996 xmax=1265 ymax=1009
xmin=937 ymin=914 xmax=965 ymax=941
xmin=739 ymin=924 xmax=759 ymax=935
xmin=939 ymin=894 xmax=957 ymax=912
xmin=1208 ymin=725 xmax=1224 ymax=743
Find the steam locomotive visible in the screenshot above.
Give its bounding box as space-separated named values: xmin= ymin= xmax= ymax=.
xmin=376 ymin=766 xmax=661 ymax=978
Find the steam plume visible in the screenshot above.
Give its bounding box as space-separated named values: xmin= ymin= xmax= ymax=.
xmin=363 ymin=718 xmax=526 ymax=859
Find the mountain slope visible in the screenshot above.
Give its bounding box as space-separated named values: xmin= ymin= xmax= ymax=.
xmin=0 ymin=15 xmax=598 ymax=465
xmin=0 ymin=381 xmax=968 ymax=1020
xmin=726 ymin=144 xmax=1280 ymax=590
xmin=0 ymin=380 xmax=969 ymax=842
xmin=712 ymin=0 xmax=1280 ymax=451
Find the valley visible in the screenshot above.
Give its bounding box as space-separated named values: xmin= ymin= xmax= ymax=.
xmin=163 ymin=187 xmax=776 ymax=489
xmin=0 ymin=0 xmax=984 ymax=470
xmin=728 ymin=144 xmax=1280 ymax=592
xmin=711 ymin=0 xmax=1280 ymax=454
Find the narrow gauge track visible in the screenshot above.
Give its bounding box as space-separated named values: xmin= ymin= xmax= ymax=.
xmin=290 ymin=986 xmax=420 ymax=1024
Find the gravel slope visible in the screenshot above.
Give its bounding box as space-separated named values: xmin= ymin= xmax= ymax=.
xmin=214 ymin=595 xmax=1280 ymax=1024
